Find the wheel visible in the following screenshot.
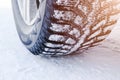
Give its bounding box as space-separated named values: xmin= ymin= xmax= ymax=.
xmin=12 ymin=0 xmax=120 ymax=56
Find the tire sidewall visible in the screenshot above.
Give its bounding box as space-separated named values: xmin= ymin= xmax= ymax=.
xmin=12 ymin=0 xmax=46 ymax=49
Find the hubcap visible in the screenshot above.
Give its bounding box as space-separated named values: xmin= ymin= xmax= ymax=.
xmin=17 ymin=0 xmax=41 ymax=25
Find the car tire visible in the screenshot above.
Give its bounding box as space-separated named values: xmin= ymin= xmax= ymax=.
xmin=12 ymin=0 xmax=120 ymax=56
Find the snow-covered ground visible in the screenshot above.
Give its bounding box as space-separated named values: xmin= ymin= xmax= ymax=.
xmin=0 ymin=6 xmax=120 ymax=80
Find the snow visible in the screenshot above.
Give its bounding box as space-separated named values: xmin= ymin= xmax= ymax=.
xmin=49 ymin=35 xmax=66 ymax=42
xmin=0 ymin=0 xmax=11 ymax=8
xmin=0 ymin=7 xmax=120 ymax=80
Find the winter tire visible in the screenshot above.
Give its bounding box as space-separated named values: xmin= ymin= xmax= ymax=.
xmin=12 ymin=0 xmax=120 ymax=56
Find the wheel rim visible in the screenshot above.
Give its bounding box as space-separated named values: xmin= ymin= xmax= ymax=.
xmin=13 ymin=0 xmax=46 ymax=46
xmin=17 ymin=0 xmax=41 ymax=25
